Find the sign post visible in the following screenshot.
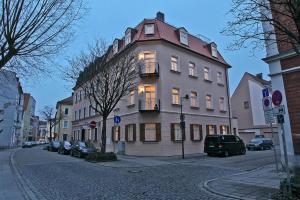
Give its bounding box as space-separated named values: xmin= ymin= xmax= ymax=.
xmin=113 ymin=116 xmax=121 ymax=153
xmin=262 ymin=89 xmax=278 ymax=173
xmin=272 ymin=90 xmax=291 ymax=195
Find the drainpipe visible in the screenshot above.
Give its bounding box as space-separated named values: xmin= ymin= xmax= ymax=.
xmin=225 ymin=68 xmax=232 ymax=134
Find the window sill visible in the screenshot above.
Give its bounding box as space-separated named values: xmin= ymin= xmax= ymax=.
xmin=143 ymin=140 xmax=159 ymax=143
xmin=126 ymin=140 xmax=135 ymax=143
xmin=170 ymin=69 xmax=181 ymax=74
xmin=217 ymin=83 xmax=225 ymax=87
xmin=189 ymin=75 xmax=198 ymax=79
xmin=172 ymin=140 xmax=183 ymax=143
xmin=206 ymin=108 xmax=214 ymax=111
xmin=190 ymin=106 xmax=199 ymax=109
xmin=204 ymin=79 xmax=213 ymax=83
xmin=127 ymin=104 xmax=135 ymax=108
xmin=172 ymin=103 xmax=181 ymax=107
xmin=220 ymin=110 xmax=227 ymax=113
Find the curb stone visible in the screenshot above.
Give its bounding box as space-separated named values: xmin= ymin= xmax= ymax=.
xmin=9 ymin=150 xmax=47 ymax=200
xmin=202 ymin=165 xmax=275 ymax=200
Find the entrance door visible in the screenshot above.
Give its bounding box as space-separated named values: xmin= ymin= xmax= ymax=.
xmin=145 ymin=86 xmax=156 ymax=110
xmin=81 ymin=129 xmax=85 ymax=141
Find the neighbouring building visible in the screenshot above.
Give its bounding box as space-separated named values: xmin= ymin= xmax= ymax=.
xmin=72 ymin=12 xmax=238 ymax=156
xmin=54 ymin=96 xmax=73 ymax=141
xmin=261 ymin=0 xmax=300 ymax=166
xmin=38 ymin=120 xmax=48 ymax=141
xmin=231 ymin=72 xmax=279 ymax=144
xmin=23 ymin=93 xmax=37 ymax=141
xmin=0 ymin=70 xmax=24 ymax=148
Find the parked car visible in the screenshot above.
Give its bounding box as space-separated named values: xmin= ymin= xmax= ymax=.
xmin=204 ymin=135 xmax=246 ymax=157
xmin=70 ymin=141 xmax=96 ymax=158
xmin=47 ymin=141 xmax=61 ymax=152
xmin=22 ymin=141 xmax=33 ymax=148
xmin=247 ymin=138 xmax=273 ymax=151
xmin=58 ymin=141 xmax=72 ymax=155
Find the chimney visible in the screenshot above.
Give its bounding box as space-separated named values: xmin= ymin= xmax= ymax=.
xmin=156 ymin=11 xmax=165 ymax=22
xmin=256 ymin=73 xmax=263 ymax=79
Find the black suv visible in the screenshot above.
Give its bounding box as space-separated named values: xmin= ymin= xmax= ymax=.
xmin=58 ymin=141 xmax=72 ymax=155
xmin=204 ymin=135 xmax=246 ymax=157
xmin=70 ymin=141 xmax=96 ymax=158
xmin=247 ymin=138 xmax=273 ymax=151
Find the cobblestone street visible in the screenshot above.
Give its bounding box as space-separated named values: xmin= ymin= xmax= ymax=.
xmin=7 ymin=146 xmax=278 ymax=200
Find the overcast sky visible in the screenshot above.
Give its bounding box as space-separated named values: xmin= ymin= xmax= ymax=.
xmin=21 ymin=0 xmax=269 ymax=114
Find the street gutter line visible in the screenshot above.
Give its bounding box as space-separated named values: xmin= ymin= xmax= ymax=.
xmin=201 ymin=164 xmax=277 ymax=200
xmin=9 ymin=150 xmax=48 ymax=200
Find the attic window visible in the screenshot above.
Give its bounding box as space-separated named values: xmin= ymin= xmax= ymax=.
xmin=145 ymin=24 xmax=154 ymax=35
xmin=179 ymin=29 xmax=188 ymax=45
xmin=113 ymin=40 xmax=118 ymax=54
xmin=125 ymin=29 xmax=131 ymax=46
xmin=211 ymin=43 xmax=218 ymax=58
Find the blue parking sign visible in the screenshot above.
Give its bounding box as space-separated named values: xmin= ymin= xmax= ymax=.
xmin=114 ymin=116 xmax=121 ymax=124
xmin=262 ymin=88 xmax=269 ymax=97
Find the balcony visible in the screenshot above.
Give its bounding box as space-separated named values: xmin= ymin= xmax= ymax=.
xmin=138 ymin=62 xmax=159 ymax=78
xmin=139 ymin=99 xmax=160 ymax=112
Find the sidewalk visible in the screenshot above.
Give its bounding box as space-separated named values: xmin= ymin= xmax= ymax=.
xmin=0 ymin=150 xmax=25 ymax=200
xmin=204 ymin=164 xmax=285 ymax=200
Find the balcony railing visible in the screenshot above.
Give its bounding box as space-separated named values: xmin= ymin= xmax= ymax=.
xmin=138 ymin=62 xmax=159 ymax=78
xmin=139 ymin=98 xmax=160 ymax=112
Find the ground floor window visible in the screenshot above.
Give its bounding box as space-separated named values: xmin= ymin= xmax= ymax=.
xmin=171 ymin=123 xmax=183 ymax=141
xmin=220 ymin=125 xmax=229 ymax=135
xmin=112 ymin=126 xmax=120 ymax=142
xmin=125 ymin=124 xmax=136 ymax=142
xmin=140 ymin=123 xmax=161 ymax=142
xmin=145 ymin=124 xmax=156 ymax=141
xmin=207 ymin=125 xmax=216 ymax=135
xmin=190 ymin=124 xmax=203 ymax=141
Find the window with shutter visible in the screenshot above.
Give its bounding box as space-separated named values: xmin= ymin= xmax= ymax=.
xmin=140 ymin=123 xmax=145 ymax=142
xmin=156 ymin=123 xmax=161 ymax=142
xmin=126 ymin=124 xmax=135 ymax=142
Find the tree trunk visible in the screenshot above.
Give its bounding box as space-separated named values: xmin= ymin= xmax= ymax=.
xmin=0 ymin=51 xmax=15 ymax=70
xmin=49 ymin=123 xmax=53 ymax=142
xmin=101 ymin=116 xmax=107 ymax=153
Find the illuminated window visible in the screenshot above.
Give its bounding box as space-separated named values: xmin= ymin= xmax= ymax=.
xmin=171 ymin=56 xmax=179 ymax=71
xmin=189 ymin=62 xmax=196 ymax=76
xmin=128 ymin=90 xmax=135 ymax=105
xmin=206 ymin=95 xmax=213 ymax=109
xmin=172 ymin=88 xmax=180 ymax=105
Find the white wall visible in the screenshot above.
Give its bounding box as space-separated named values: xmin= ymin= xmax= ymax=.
xmin=248 ymin=80 xmax=266 ymax=126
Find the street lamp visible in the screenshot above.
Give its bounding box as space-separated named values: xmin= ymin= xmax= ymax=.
xmin=180 ymin=94 xmax=189 ymax=159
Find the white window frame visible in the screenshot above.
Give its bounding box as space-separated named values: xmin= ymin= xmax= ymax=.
xmin=172 ymin=88 xmax=180 ymax=105
xmin=128 ymin=90 xmax=135 ymax=105
xmin=179 ymin=30 xmax=188 ymax=45
xmin=206 ymin=95 xmax=213 ymax=109
xmin=204 ymin=67 xmax=211 ymax=81
xmin=127 ymin=124 xmax=134 ymax=141
xmin=211 ymin=44 xmax=218 ymax=57
xmin=174 ymin=123 xmax=182 ymax=141
xmin=189 ymin=62 xmax=196 ymax=76
xmin=171 ymin=56 xmax=179 ymax=71
xmin=219 ymin=97 xmax=226 ymax=111
xmin=190 ymin=91 xmax=198 ymax=107
xmin=217 ymin=72 xmax=223 ymax=85
xmin=125 ymin=29 xmax=131 ymax=46
xmin=144 ymin=123 xmax=156 ymax=142
xmin=63 ymin=120 xmax=68 ymax=129
xmin=192 ymin=124 xmax=200 ymax=140
xmin=145 ymin=24 xmax=154 ymax=35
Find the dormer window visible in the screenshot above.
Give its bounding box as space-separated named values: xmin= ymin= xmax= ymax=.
xmin=179 ymin=29 xmax=188 ymax=45
xmin=210 ymin=43 xmax=218 ymax=58
xmin=113 ymin=39 xmax=118 ymax=54
xmin=125 ymin=29 xmax=131 ymax=46
xmin=145 ymin=24 xmax=154 ymax=35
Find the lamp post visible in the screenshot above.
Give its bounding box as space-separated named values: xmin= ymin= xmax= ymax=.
xmin=180 ymin=94 xmax=189 ymax=159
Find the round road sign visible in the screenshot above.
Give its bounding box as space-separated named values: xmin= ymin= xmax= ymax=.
xmin=89 ymin=121 xmax=97 ymax=129
xmin=272 ymin=90 xmax=283 ymax=106
xmin=114 ymin=116 xmax=121 ymax=124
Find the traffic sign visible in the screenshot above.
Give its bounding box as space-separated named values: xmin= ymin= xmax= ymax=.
xmin=89 ymin=121 xmax=97 ymax=129
xmin=264 ymin=109 xmax=275 ymax=124
xmin=262 ymin=97 xmax=272 ymax=111
xmin=277 ymin=114 xmax=285 ymax=124
xmin=272 ymin=90 xmax=283 ymax=106
xmin=262 ymin=88 xmax=269 ymax=97
xmin=274 ymin=105 xmax=285 ymax=115
xmin=114 ymin=116 xmax=121 ymax=124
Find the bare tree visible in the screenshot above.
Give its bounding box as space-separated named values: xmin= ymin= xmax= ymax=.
xmin=0 ymin=0 xmax=86 ymax=76
xmin=71 ymin=40 xmax=137 ymax=153
xmin=222 ymin=0 xmax=300 ymax=53
xmin=40 ymin=105 xmax=62 ymax=141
